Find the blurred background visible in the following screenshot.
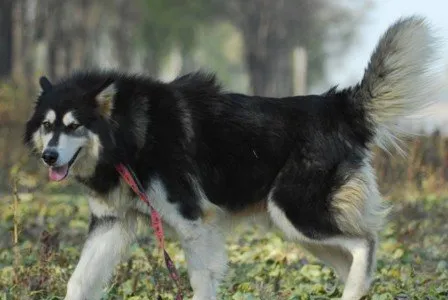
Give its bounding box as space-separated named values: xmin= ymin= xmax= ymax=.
xmin=1 ymin=0 xmax=447 ymax=299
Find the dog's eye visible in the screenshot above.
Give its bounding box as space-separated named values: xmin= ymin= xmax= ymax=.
xmin=66 ymin=123 xmax=81 ymax=132
xmin=42 ymin=121 xmax=52 ymax=130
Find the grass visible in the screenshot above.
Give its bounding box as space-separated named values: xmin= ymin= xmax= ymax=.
xmin=0 ymin=182 xmax=447 ymax=299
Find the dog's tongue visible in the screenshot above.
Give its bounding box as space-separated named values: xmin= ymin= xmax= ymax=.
xmin=49 ymin=165 xmax=69 ymax=181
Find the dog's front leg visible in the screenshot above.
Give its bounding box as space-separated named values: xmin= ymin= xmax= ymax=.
xmin=64 ymin=199 xmax=136 ymax=300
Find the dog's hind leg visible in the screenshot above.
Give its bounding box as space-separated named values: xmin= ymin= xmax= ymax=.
xmin=330 ymin=163 xmax=384 ymax=299
xmin=333 ymin=236 xmax=377 ymax=300
xmin=64 ymin=198 xmax=136 ymax=300
xmin=299 ymin=242 xmax=352 ymax=283
xmin=268 ymin=198 xmax=378 ymax=300
xmin=300 ymin=236 xmax=378 ymax=300
xmin=267 ymin=157 xmax=385 ymax=299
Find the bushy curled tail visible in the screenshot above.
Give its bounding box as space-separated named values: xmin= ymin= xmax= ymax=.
xmin=353 ymin=16 xmax=442 ymax=154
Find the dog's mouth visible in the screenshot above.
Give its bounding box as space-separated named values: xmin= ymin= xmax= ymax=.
xmin=48 ymin=148 xmax=82 ymax=181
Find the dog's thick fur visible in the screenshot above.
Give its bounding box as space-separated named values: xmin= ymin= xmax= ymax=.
xmin=24 ymin=17 xmax=440 ymax=300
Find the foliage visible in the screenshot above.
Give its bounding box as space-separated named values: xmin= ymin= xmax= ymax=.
xmin=0 ymin=189 xmax=447 ymax=299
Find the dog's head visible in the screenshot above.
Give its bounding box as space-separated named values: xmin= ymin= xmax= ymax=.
xmin=24 ymin=75 xmax=117 ymax=181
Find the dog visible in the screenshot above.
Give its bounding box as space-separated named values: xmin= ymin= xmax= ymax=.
xmin=24 ymin=16 xmax=440 ymax=300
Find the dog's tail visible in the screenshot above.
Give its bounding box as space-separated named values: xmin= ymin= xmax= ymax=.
xmin=352 ymin=16 xmax=441 ymax=154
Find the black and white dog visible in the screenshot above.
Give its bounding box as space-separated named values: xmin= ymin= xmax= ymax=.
xmin=24 ymin=17 xmax=440 ymax=300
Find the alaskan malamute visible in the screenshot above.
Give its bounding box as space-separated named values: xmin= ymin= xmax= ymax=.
xmin=24 ymin=17 xmax=440 ymax=300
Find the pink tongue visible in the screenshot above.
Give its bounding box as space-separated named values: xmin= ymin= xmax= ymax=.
xmin=49 ymin=165 xmax=69 ymax=181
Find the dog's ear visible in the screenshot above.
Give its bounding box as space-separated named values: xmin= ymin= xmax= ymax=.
xmin=39 ymin=76 xmax=52 ymax=93
xmin=94 ymin=82 xmax=116 ymax=118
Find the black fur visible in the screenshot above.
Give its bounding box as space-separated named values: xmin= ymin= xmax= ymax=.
xmin=39 ymin=76 xmax=53 ymax=92
xmin=24 ymin=70 xmax=375 ymax=239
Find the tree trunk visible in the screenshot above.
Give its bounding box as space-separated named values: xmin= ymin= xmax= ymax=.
xmin=239 ymin=0 xmax=294 ymax=97
xmin=0 ymin=0 xmax=13 ymax=79
xmin=242 ymin=31 xmax=293 ymax=97
xmin=111 ymin=0 xmax=137 ymax=71
xmin=45 ymin=0 xmax=64 ymax=80
xmin=10 ymin=0 xmax=35 ymax=93
xmin=71 ymin=0 xmax=94 ymax=71
xmin=21 ymin=0 xmax=36 ymax=94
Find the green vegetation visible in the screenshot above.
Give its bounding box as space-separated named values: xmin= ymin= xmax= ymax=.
xmin=1 ymin=182 xmax=447 ymax=299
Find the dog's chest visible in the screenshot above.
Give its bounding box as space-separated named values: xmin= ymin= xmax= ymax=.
xmin=93 ymin=178 xmax=167 ymax=217
xmin=89 ymin=183 xmax=140 ymax=217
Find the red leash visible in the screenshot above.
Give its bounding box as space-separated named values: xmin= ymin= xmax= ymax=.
xmin=115 ymin=163 xmax=183 ymax=300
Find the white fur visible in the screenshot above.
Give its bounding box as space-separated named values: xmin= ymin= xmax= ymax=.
xmin=65 ymin=218 xmax=136 ymax=300
xmin=332 ymin=238 xmax=373 ymax=300
xmin=65 ymin=191 xmax=136 ymax=300
xmin=89 ymin=197 xmax=118 ymax=218
xmin=357 ymin=16 xmax=442 ymax=154
xmin=62 ymin=111 xmax=79 ymax=126
xmin=45 ymin=110 xmax=56 ymax=124
xmin=53 ymin=133 xmax=86 ymax=166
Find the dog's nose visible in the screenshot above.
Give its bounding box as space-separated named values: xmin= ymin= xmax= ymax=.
xmin=42 ymin=149 xmax=59 ymax=165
